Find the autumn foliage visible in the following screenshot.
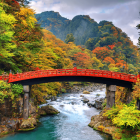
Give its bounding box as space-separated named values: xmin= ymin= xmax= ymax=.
xmin=92 ymin=47 xmax=112 ymax=60
xmin=0 ymin=0 xmax=140 ymax=105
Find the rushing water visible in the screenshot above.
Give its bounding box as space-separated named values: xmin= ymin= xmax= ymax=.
xmin=1 ymin=89 xmax=112 ymax=140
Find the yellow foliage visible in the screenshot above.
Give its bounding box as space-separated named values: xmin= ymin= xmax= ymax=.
xmin=112 ymin=105 xmax=140 ymax=129
xmin=108 ymin=63 xmax=115 ymax=68
xmin=98 ymin=125 xmax=105 ymax=131
xmin=91 ymin=57 xmax=104 ymax=69
xmin=15 ymin=7 xmax=37 ymax=28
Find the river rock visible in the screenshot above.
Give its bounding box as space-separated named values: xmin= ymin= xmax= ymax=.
xmin=87 ymin=101 xmax=95 ymax=107
xmin=51 ymin=96 xmax=57 ymax=101
xmin=83 ymin=90 xmax=90 ymax=94
xmin=38 ymin=105 xmax=60 ymax=115
xmin=95 ymin=98 xmax=105 ymax=109
xmin=96 ymin=94 xmax=100 ymax=97
xmin=80 ymin=95 xmax=84 ymax=97
xmin=20 ymin=118 xmax=37 ymax=130
xmin=82 ymin=98 xmax=89 ymax=103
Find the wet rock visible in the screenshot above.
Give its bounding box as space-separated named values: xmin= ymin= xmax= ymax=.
xmin=6 ymin=120 xmax=20 ymax=131
xmin=87 ymin=101 xmax=95 ymax=107
xmin=96 ymin=94 xmax=100 ymax=97
xmin=38 ymin=105 xmax=60 ymax=116
xmin=51 ymin=96 xmax=57 ymax=101
xmin=80 ymin=95 xmax=84 ymax=97
xmin=38 ymin=109 xmax=46 ymax=116
xmin=83 ymin=90 xmax=90 ymax=94
xmin=95 ymin=98 xmax=105 ymax=109
xmin=95 ymin=100 xmax=102 ymax=109
xmin=82 ymin=98 xmax=89 ymax=103
xmin=45 ymin=95 xmax=51 ymax=100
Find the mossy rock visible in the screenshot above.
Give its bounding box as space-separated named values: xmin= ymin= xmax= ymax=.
xmin=38 ymin=105 xmax=60 ymax=115
xmin=83 ymin=90 xmax=90 ymax=94
xmin=93 ymin=127 xmax=97 ymax=130
xmin=18 ymin=127 xmax=35 ymax=131
xmin=20 ymin=118 xmax=37 ymax=129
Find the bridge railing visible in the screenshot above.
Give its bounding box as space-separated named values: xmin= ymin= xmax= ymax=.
xmin=8 ymin=68 xmax=137 ymax=83
xmin=0 ymin=75 xmax=9 ymax=81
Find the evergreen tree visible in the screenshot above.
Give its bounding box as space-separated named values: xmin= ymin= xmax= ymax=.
xmin=65 ymin=33 xmax=75 ymax=44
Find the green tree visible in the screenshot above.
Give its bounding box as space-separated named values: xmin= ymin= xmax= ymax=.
xmin=0 ymin=2 xmax=17 ymax=58
xmin=65 ymin=33 xmax=75 ymax=44
xmin=85 ymin=38 xmax=96 ymax=50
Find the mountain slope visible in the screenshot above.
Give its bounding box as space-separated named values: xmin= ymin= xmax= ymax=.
xmin=35 ymin=11 xmax=99 ymax=45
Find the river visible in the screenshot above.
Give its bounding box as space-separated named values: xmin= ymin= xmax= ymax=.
xmin=0 ymin=89 xmax=112 ymax=140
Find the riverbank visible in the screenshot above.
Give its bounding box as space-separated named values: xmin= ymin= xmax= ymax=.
xmin=0 ymin=83 xmax=106 ymax=138
xmin=0 ymin=104 xmax=60 ymax=138
xmin=88 ymin=107 xmax=140 ymax=140
xmin=88 ymin=108 xmax=119 ymax=140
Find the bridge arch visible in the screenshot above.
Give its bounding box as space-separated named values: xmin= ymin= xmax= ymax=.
xmin=6 ymin=67 xmax=138 ymax=119
xmin=8 ymin=67 xmax=137 ymax=89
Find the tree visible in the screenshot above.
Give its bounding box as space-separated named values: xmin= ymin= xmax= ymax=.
xmin=92 ymin=47 xmax=113 ymax=60
xmin=73 ymin=52 xmax=92 ymax=68
xmin=103 ymin=57 xmax=115 ymax=64
xmin=0 ymin=2 xmax=17 ymax=58
xmin=91 ymin=56 xmax=104 ymax=69
xmin=65 ymin=33 xmax=75 ymax=44
xmin=85 ymin=38 xmax=96 ymax=50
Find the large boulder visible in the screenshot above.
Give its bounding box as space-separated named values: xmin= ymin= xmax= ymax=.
xmin=20 ymin=118 xmax=37 ymax=131
xmin=38 ymin=105 xmax=60 ymax=116
xmin=95 ymin=98 xmax=105 ymax=109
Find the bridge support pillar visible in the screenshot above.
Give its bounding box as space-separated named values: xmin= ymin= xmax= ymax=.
xmin=106 ymin=85 xmax=116 ymax=108
xmin=137 ymin=99 xmax=140 ymax=110
xmin=23 ymin=85 xmax=30 ymax=119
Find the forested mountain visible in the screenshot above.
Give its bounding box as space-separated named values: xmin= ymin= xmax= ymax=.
xmin=35 ymin=11 xmax=133 ymax=48
xmin=35 ymin=11 xmax=99 ymax=45
xmin=35 ymin=11 xmax=140 ymax=73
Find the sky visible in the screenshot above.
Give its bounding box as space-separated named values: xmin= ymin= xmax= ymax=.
xmin=29 ymin=0 xmax=140 ymax=46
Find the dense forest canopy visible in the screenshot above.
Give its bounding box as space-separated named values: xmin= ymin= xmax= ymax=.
xmin=0 ymin=0 xmax=140 ymax=104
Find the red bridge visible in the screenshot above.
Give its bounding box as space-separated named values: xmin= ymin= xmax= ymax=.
xmin=0 ymin=67 xmax=138 ymax=89
xmin=1 ymin=67 xmax=139 ymax=119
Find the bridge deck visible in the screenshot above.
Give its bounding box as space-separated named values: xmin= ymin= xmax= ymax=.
xmin=0 ymin=68 xmax=138 ymax=88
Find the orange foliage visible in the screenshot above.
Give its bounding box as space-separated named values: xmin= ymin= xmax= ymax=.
xmin=115 ymin=58 xmax=126 ymax=69
xmin=73 ymin=52 xmax=92 ymax=68
xmin=103 ymin=57 xmax=115 ymax=64
xmin=92 ymin=47 xmax=112 ymax=60
xmin=117 ymin=42 xmax=123 ymax=46
xmin=111 ymin=26 xmax=118 ymax=38
xmin=115 ymin=87 xmax=127 ymax=104
xmin=108 ymin=44 xmax=115 ymax=49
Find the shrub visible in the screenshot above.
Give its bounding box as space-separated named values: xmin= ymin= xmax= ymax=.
xmin=112 ymin=105 xmax=140 ymax=130
xmin=103 ymin=104 xmax=124 ymax=119
xmin=11 ymin=83 xmax=23 ymax=97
